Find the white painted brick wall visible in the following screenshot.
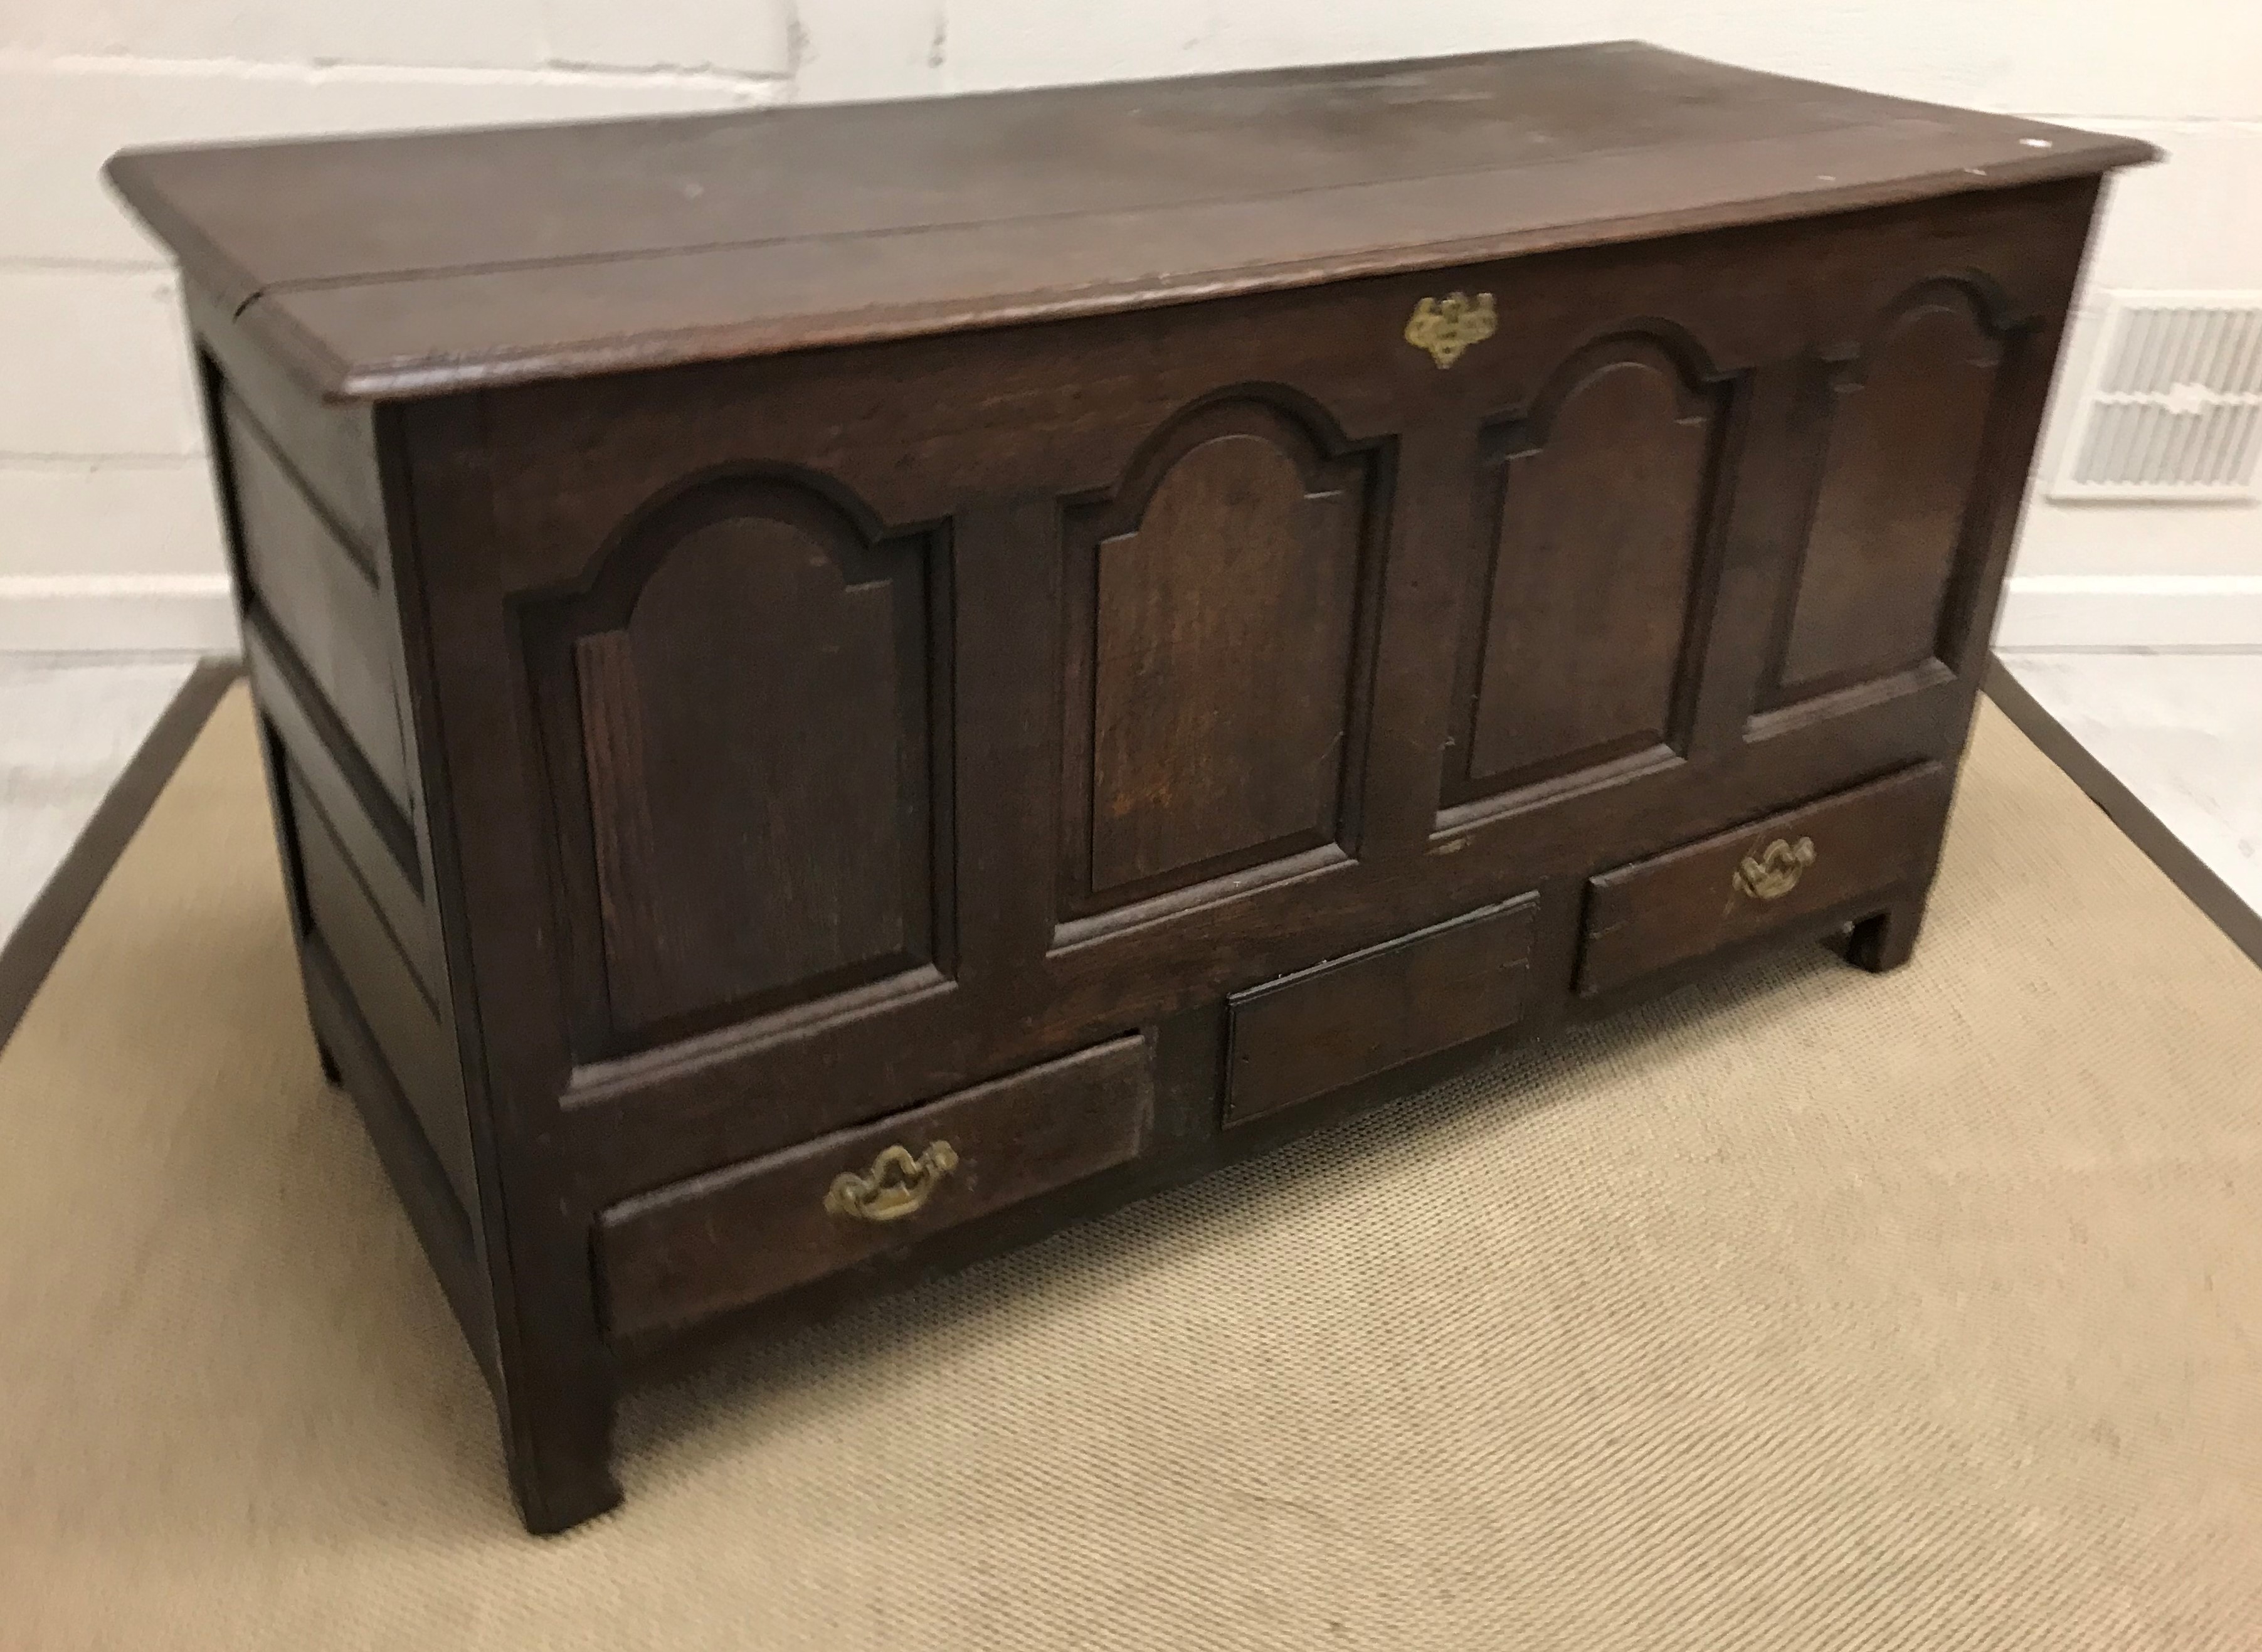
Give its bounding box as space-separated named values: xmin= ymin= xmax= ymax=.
xmin=0 ymin=462 xmax=222 ymax=580
xmin=542 ymin=0 xmax=796 ymax=77
xmin=1 ymin=2 xmax=2256 ymax=650
xmin=0 ymin=58 xmax=788 ymax=268
xmin=0 ymin=268 xmax=203 ymax=457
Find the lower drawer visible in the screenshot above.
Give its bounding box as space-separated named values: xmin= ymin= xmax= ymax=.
xmin=1577 ymin=761 xmax=1952 ymax=996
xmin=596 ymin=1033 xmax=1154 ymax=1340
xmin=1225 ymin=894 xmax=1540 ymax=1125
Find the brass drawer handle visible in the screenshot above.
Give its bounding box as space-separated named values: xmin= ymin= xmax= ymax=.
xmin=1734 ymin=836 xmax=1817 ymax=902
xmin=825 ymin=1141 xmax=960 ymax=1222
xmin=1404 ymin=291 xmax=1498 ymax=368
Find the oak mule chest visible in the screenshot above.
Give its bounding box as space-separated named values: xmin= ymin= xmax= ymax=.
xmin=108 ymin=43 xmax=2152 ymax=1532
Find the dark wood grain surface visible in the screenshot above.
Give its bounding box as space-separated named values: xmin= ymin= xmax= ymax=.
xmin=1578 ymin=761 xmax=1955 ymax=996
xmin=105 ymin=43 xmax=2152 ymax=398
xmin=1770 ymin=287 xmax=2012 ymax=702
xmin=225 ymin=393 xmax=413 ymax=808
xmin=1225 ymin=894 xmax=1539 ymax=1126
xmin=598 ymin=1032 xmax=1155 ymax=1340
xmin=1071 ymin=399 xmax=1371 ymax=907
xmin=1449 ymin=337 xmax=1723 ymax=802
xmin=559 ymin=483 xmax=939 ymax=1042
xmin=110 ymin=48 xmax=2150 ymax=1532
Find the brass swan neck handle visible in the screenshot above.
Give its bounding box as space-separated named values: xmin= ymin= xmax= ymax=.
xmin=1734 ymin=837 xmax=1817 ymax=902
xmin=824 ymin=1141 xmax=961 ymax=1222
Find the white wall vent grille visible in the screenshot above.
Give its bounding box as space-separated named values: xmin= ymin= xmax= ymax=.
xmin=2052 ymin=292 xmax=2262 ymax=502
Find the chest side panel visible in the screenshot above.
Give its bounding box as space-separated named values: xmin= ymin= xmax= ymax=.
xmin=187 ymin=294 xmax=498 ymax=1380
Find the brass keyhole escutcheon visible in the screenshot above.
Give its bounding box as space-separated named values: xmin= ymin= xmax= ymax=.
xmin=825 ymin=1141 xmax=960 ymax=1222
xmin=1734 ymin=837 xmax=1816 ymax=902
xmin=1404 ymin=291 xmax=1498 ymax=369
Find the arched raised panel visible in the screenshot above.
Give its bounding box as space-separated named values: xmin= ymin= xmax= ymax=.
xmin=549 ymin=477 xmax=942 ymax=1044
xmin=1445 ymin=336 xmax=1724 ymax=808
xmin=1774 ymin=287 xmax=2007 ymax=700
xmin=1062 ymin=398 xmax=1377 ymax=914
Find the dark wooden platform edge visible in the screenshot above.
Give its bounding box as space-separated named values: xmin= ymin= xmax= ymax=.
xmin=1984 ymin=652 xmax=2262 ymax=971
xmin=0 ymin=656 xmax=242 ymax=1056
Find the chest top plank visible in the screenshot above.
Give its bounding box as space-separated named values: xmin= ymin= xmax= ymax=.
xmin=105 ymin=41 xmax=2152 ymax=401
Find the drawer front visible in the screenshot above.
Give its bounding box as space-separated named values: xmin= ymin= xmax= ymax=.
xmin=597 ymin=1033 xmax=1154 ymax=1340
xmin=1225 ymin=894 xmax=1540 ymax=1126
xmin=1577 ymin=762 xmax=1952 ymax=996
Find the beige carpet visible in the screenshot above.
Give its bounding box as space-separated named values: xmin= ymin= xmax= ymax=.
xmin=4 ymin=687 xmax=2262 ymax=1649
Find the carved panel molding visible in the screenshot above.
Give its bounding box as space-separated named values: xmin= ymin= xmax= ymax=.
xmin=1764 ymin=277 xmax=2016 ymax=709
xmin=527 ymin=470 xmax=951 ymax=1054
xmin=1444 ymin=329 xmax=1731 ymax=813
xmin=1058 ymin=392 xmax=1386 ymax=923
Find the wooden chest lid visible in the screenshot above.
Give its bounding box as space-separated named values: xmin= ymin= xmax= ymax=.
xmin=106 ymin=41 xmax=2153 ymax=401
